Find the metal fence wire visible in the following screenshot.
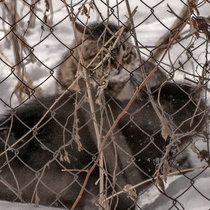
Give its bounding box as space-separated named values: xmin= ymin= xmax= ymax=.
xmin=0 ymin=0 xmax=209 ymax=210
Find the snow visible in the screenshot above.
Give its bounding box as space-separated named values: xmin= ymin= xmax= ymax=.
xmin=138 ymin=169 xmax=210 ymax=210
xmin=0 ymin=0 xmax=209 ymax=209
xmin=0 ymin=201 xmax=64 ymax=210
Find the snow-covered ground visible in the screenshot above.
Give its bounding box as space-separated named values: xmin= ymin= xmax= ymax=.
xmin=139 ymin=169 xmax=210 ymax=210
xmin=0 ymin=201 xmax=64 ymax=210
xmin=0 ymin=0 xmax=209 ymax=209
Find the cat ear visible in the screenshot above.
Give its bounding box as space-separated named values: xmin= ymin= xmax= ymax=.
xmin=75 ymin=22 xmax=91 ymax=36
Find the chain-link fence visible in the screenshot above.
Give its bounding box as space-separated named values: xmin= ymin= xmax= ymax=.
xmin=0 ymin=1 xmax=209 ymax=210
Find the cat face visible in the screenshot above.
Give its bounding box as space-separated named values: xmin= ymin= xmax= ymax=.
xmin=57 ymin=22 xmax=138 ymax=96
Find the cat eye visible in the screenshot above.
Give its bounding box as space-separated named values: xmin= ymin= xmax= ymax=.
xmin=123 ymin=52 xmax=131 ymax=61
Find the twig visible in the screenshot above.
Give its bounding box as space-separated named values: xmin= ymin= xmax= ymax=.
xmin=153 ymin=105 xmax=207 ymax=183
xmin=151 ymin=0 xmax=199 ymax=61
xmin=152 ymin=0 xmax=198 ymax=181
xmin=4 ymin=115 xmax=22 ymax=201
xmin=125 ymin=0 xmax=171 ymax=141
xmin=63 ymin=1 xmax=107 ymax=208
xmin=70 ymin=7 xmax=138 ymax=210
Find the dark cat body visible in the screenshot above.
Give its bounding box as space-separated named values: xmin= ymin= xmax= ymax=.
xmin=119 ymin=83 xmax=206 ymax=178
xmin=0 ymin=83 xmax=207 ymax=209
xmin=0 ymin=92 xmax=141 ymax=209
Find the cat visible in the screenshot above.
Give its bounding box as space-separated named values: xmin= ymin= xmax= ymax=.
xmin=57 ymin=21 xmax=167 ymax=101
xmin=0 ymin=82 xmax=207 ymax=210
